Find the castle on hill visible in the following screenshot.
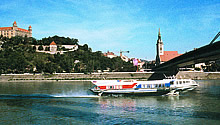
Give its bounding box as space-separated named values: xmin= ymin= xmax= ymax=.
xmin=0 ymin=21 xmax=32 ymax=38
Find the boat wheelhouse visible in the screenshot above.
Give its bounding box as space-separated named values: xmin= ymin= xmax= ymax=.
xmin=169 ymin=79 xmax=199 ymax=91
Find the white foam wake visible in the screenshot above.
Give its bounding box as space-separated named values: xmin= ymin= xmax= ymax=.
xmin=52 ymin=95 xmax=100 ymax=98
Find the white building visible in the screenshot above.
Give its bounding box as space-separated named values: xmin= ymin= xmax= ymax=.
xmin=34 ymin=41 xmax=78 ymax=54
xmin=103 ymin=51 xmax=117 ymax=58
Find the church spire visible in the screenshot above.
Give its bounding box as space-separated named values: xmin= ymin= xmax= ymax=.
xmin=159 ymin=28 xmax=161 ymax=36
xmin=158 ymin=28 xmax=161 ymax=40
xmin=156 ymin=28 xmax=164 ymax=65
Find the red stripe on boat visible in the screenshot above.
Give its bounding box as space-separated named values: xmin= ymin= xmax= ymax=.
xmin=122 ymin=83 xmax=137 ymax=89
xmin=99 ymin=86 xmax=106 ymax=89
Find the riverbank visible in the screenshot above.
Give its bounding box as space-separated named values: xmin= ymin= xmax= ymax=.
xmin=0 ymin=72 xmax=153 ymax=82
xmin=0 ymin=71 xmax=219 ymax=82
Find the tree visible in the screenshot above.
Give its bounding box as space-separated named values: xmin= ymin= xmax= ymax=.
xmin=74 ymin=63 xmax=81 ymax=73
xmin=0 ymin=58 xmax=7 ymax=74
xmin=45 ymin=47 xmax=50 ymax=51
xmin=44 ymin=62 xmax=56 ymax=74
xmin=6 ymin=52 xmax=27 ymax=73
xmin=33 ymin=46 xmax=36 ymax=51
xmin=62 ymin=56 xmax=74 ymax=73
xmin=80 ymin=44 xmax=89 ymax=51
xmin=38 ymin=45 xmax=43 ymax=51
xmin=33 ymin=54 xmax=47 ymax=73
xmin=31 ymin=37 xmax=38 ymax=45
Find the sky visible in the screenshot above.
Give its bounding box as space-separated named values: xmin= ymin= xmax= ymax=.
xmin=0 ymin=0 xmax=219 ymax=60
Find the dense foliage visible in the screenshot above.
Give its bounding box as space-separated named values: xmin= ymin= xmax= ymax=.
xmin=0 ymin=35 xmax=136 ymax=74
xmin=32 ymin=35 xmax=79 ymax=45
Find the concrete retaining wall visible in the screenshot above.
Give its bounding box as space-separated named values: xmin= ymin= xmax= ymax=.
xmin=0 ymin=72 xmax=153 ymax=82
xmin=176 ymin=71 xmax=220 ymax=80
xmin=1 ymin=71 xmax=219 ymax=82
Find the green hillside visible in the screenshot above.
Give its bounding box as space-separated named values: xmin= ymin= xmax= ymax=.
xmin=0 ymin=35 xmax=136 ymax=74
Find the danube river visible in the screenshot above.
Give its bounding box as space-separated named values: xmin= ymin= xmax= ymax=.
xmin=0 ymin=80 xmax=219 ymax=125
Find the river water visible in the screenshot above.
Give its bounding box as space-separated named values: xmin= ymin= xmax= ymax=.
xmin=0 ymin=80 xmax=219 ymax=125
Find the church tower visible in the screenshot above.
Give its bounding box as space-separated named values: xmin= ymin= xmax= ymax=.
xmin=156 ymin=28 xmax=164 ymax=65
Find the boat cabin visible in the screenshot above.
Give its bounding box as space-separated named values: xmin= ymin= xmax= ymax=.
xmin=92 ymin=80 xmax=171 ymax=90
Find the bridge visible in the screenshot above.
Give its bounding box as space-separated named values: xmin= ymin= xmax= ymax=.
xmin=153 ymin=32 xmax=220 ymax=72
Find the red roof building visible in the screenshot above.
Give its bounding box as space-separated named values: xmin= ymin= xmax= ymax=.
xmin=0 ymin=27 xmax=13 ymax=30
xmin=49 ymin=41 xmax=57 ymax=54
xmin=50 ymin=41 xmax=57 ymax=45
xmin=160 ymin=51 xmax=182 ymax=62
xmin=103 ymin=51 xmax=117 ymax=58
xmin=0 ymin=21 xmax=32 ymax=38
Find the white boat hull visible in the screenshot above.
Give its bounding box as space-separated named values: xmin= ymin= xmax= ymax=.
xmin=90 ymin=88 xmax=171 ymax=96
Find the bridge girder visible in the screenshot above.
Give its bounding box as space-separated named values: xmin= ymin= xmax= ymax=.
xmin=154 ymin=40 xmax=220 ymax=71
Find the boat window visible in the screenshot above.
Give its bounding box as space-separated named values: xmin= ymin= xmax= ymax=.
xmin=180 ymin=81 xmax=182 ymax=84
xmin=176 ymin=81 xmax=178 ymax=84
xmin=110 ymin=86 xmax=112 ymax=89
xmin=147 ymin=84 xmax=150 ymax=88
xmin=159 ymin=84 xmax=161 ymax=88
xmin=155 ymin=84 xmax=158 ymax=88
xmin=120 ymin=85 xmax=122 ymax=89
xmin=162 ymin=84 xmax=165 ymax=87
xmin=183 ymin=81 xmax=186 ymax=84
xmin=116 ymin=85 xmax=118 ymax=89
xmin=124 ymin=80 xmax=133 ymax=82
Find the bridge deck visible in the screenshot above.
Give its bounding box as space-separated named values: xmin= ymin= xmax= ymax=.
xmin=154 ymin=41 xmax=220 ymax=70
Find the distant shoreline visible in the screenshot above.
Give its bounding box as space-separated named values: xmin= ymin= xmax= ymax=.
xmin=0 ymin=72 xmax=153 ymax=82
xmin=0 ymin=71 xmax=220 ymax=82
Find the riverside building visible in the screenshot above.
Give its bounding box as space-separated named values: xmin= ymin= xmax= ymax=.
xmin=0 ymin=21 xmax=32 ymax=38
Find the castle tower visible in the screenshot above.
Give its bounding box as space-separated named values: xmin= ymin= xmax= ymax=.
xmin=13 ymin=21 xmax=17 ymax=27
xmin=12 ymin=21 xmax=18 ymax=31
xmin=50 ymin=41 xmax=57 ymax=54
xmin=28 ymin=25 xmax=32 ymax=37
xmin=156 ymin=28 xmax=164 ymax=65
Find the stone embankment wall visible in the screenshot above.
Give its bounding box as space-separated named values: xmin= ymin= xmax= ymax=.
xmin=0 ymin=72 xmax=153 ymax=82
xmin=0 ymin=71 xmax=219 ymax=82
xmin=176 ymin=71 xmax=220 ymax=80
